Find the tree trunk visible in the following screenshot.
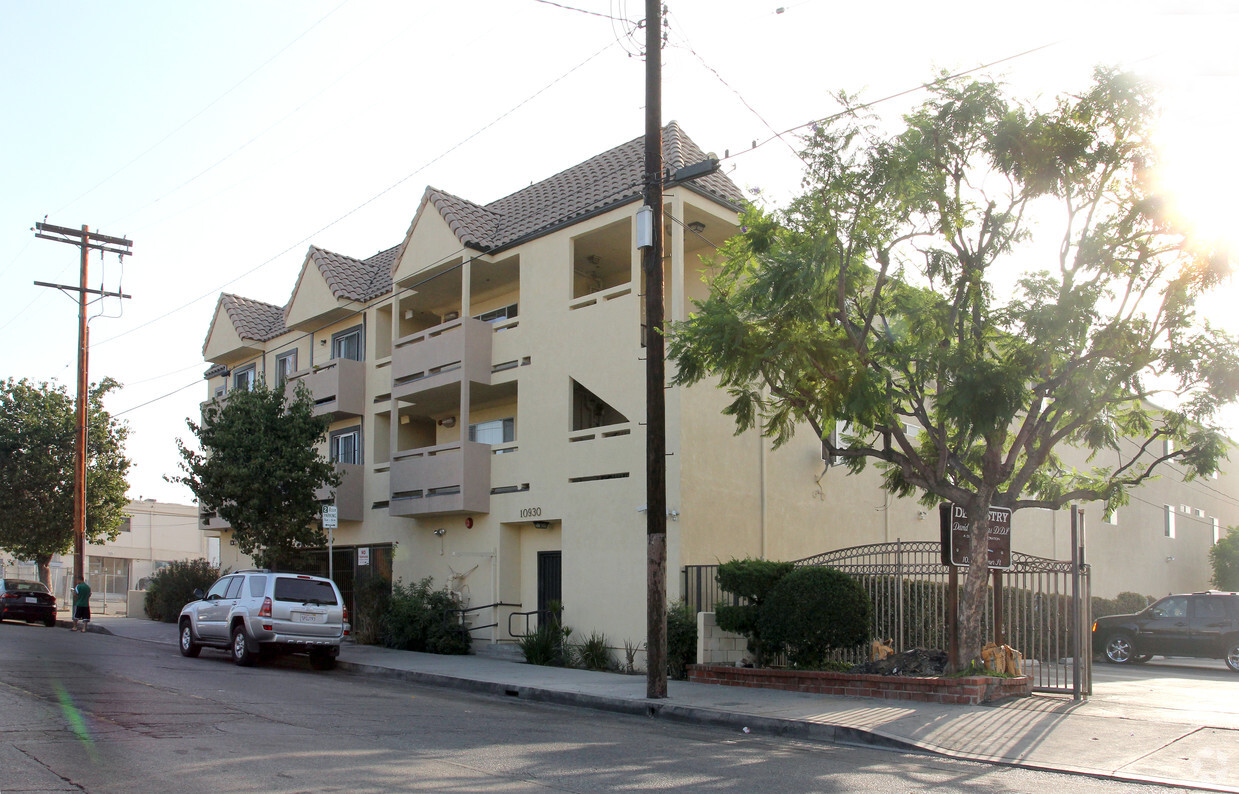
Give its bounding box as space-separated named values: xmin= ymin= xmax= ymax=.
xmin=36 ymin=554 xmax=53 ymax=588
xmin=951 ymin=511 xmax=991 ymax=672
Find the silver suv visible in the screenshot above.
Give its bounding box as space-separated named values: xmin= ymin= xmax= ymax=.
xmin=178 ymin=570 xmax=348 ymax=670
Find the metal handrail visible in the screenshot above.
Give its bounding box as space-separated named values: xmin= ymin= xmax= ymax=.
xmin=446 ymin=602 xmax=521 ymax=634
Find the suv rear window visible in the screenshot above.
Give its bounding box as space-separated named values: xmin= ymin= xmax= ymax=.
xmin=273 ymin=577 xmax=338 ymax=605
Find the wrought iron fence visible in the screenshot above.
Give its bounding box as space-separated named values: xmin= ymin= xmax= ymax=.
xmin=682 ymin=540 xmax=1090 ymax=695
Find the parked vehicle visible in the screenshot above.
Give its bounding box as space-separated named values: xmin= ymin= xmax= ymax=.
xmin=178 ymin=570 xmax=348 ymax=669
xmin=1092 ymin=591 xmax=1239 ymax=672
xmin=0 ymin=578 xmax=58 ymax=627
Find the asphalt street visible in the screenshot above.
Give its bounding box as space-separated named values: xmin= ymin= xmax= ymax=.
xmin=0 ymin=620 xmax=1197 ymax=793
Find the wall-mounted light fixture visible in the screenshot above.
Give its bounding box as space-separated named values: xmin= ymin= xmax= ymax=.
xmin=399 ymin=415 xmax=411 ymax=425
xmin=433 ymin=528 xmax=446 ymax=537
xmin=438 ymin=416 xmax=456 ymax=428
xmin=687 ymin=221 xmax=706 ymax=234
xmin=319 ymin=338 xmax=327 ymax=346
xmin=1165 ymin=556 xmax=1175 ymax=563
xmin=533 ymin=521 xmax=550 ymax=529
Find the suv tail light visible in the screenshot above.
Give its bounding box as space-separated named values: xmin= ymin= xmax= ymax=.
xmin=259 ymin=597 xmax=272 ymax=618
xmin=343 ymin=605 xmax=350 ymax=636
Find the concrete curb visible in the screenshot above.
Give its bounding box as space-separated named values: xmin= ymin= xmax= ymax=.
xmin=334 ymin=659 xmax=922 ymax=754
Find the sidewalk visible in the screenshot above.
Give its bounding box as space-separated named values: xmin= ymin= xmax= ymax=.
xmin=80 ymin=616 xmax=1238 ymax=792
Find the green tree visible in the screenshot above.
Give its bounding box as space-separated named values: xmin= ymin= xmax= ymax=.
xmin=669 ymin=69 xmax=1238 ymax=671
xmin=0 ymin=377 xmax=131 ymax=585
xmin=172 ymin=381 xmax=339 ymax=569
xmin=1211 ymin=528 xmax=1239 ymax=591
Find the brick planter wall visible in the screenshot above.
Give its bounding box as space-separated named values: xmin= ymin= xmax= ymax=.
xmin=688 ymin=664 xmax=1032 ymax=705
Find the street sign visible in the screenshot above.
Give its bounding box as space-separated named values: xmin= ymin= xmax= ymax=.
xmin=939 ymin=502 xmax=1012 ymax=569
xmin=322 ymin=505 xmax=338 ymax=530
xmin=358 ymin=547 xmax=370 ymax=566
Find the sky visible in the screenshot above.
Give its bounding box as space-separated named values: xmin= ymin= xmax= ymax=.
xmin=2 ymin=0 xmax=1236 ymax=506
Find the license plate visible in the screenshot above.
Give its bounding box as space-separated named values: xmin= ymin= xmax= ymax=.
xmin=294 ymin=612 xmax=323 ymax=624
xmin=25 ymin=597 xmax=38 ymax=604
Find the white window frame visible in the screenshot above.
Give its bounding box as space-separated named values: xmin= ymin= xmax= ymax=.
xmin=331 ymin=326 xmax=364 ymax=362
xmin=1164 ymin=504 xmax=1176 ymax=539
xmin=330 ymin=427 xmax=362 ymax=465
xmin=276 ymin=350 xmax=298 ymax=385
xmin=468 ymin=417 xmax=515 ymax=445
xmin=232 ymin=364 xmax=256 ymax=392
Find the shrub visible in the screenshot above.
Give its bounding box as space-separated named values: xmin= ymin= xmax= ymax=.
xmin=1092 ymin=591 xmax=1154 ymax=620
xmin=520 ymin=611 xmax=572 ymax=666
xmin=759 ymin=566 xmax=871 ymax=669
xmin=575 ymin=630 xmax=613 ymax=671
xmin=666 ymin=600 xmax=698 ymax=679
xmin=378 ymin=577 xmax=470 ymax=655
xmin=144 ymin=559 xmax=220 ymax=623
xmin=714 ymin=558 xmax=794 ymax=666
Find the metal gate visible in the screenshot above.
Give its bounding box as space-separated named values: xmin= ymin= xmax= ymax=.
xmin=683 ymin=540 xmax=1091 ymax=696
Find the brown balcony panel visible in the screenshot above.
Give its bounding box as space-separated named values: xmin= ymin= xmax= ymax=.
xmin=315 ymin=462 xmax=364 ymax=522
xmin=392 ymin=319 xmax=492 ymax=401
xmin=389 ymin=441 xmax=491 ymax=517
xmin=286 ymin=358 xmax=366 ymax=419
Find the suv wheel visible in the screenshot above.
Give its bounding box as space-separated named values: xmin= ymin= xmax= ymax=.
xmin=231 ymin=625 xmax=256 ymax=666
xmin=1226 ymin=637 xmax=1239 ymax=673
xmin=1104 ymin=633 xmax=1136 ymax=664
xmin=179 ymin=620 xmax=201 ymax=658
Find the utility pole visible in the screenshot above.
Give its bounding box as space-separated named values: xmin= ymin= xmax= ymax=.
xmin=641 ymin=0 xmax=668 ymax=699
xmin=33 ymin=222 xmax=133 ymax=584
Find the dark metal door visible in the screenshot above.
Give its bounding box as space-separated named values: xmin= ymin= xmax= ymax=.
xmin=536 ymin=551 xmax=562 ymax=622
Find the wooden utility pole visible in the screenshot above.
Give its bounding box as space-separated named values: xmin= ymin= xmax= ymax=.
xmin=33 ymin=222 xmax=133 ymax=583
xmin=642 ymin=0 xmax=668 ymax=699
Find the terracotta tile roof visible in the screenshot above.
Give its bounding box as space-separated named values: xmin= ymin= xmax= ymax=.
xmin=219 ymin=293 xmax=286 ymax=342
xmin=427 ymin=122 xmax=743 ymax=253
xmin=306 ymin=244 xmax=396 ymax=303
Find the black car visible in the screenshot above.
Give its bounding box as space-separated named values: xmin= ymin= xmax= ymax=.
xmin=1092 ymin=591 xmax=1239 ymax=672
xmin=0 ymin=578 xmax=58 ymax=627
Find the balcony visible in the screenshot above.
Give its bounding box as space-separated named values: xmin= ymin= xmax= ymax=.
xmin=198 ymin=509 xmax=231 ymax=532
xmin=391 ymin=318 xmax=492 ymax=402
xmin=389 ymin=441 xmax=491 ymax=517
xmin=315 ymin=462 xmax=364 ymax=522
xmin=285 ymin=358 xmax=365 ymax=419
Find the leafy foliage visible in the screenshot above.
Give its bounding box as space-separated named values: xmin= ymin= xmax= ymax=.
xmin=666 ymin=600 xmax=699 ymax=680
xmin=519 ymin=605 xmax=573 ymax=666
xmin=0 ymin=378 xmax=130 ymax=584
xmin=670 ymin=70 xmax=1238 ymax=668
xmin=172 ymin=381 xmax=339 ymax=570
xmin=759 ymin=567 xmax=871 ymax=669
xmin=575 ymin=630 xmax=614 ymax=672
xmin=371 ymin=577 xmax=469 ymax=655
xmin=144 ymin=559 xmax=220 ymax=622
xmin=1210 ymin=528 xmax=1239 ymax=591
xmin=1092 ymin=591 xmax=1155 ymax=619
xmin=714 ymin=558 xmax=795 ymax=666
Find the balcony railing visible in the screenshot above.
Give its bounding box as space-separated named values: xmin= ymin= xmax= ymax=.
xmin=391 ymin=318 xmax=492 ymax=401
xmin=285 ymin=358 xmax=365 ymax=419
xmin=315 ymin=462 xmax=364 ymax=522
xmin=389 ymin=441 xmax=491 ymax=517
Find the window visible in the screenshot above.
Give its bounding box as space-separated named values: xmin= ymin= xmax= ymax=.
xmin=1196 ymin=597 xmax=1227 ymax=620
xmin=1215 ymin=517 xmax=1223 ymax=545
xmin=469 ymin=418 xmax=515 ymax=445
xmin=1164 ymin=505 xmax=1176 ymax=539
xmin=232 ymin=364 xmax=256 ymax=392
xmin=475 ymin=303 xmax=518 ymax=323
xmin=1103 ymin=508 xmax=1118 ymax=526
xmin=331 ymin=326 xmax=363 ymax=362
xmin=331 ymin=427 xmax=361 ymax=465
xmin=276 ymin=350 xmax=298 ymax=384
xmin=247 ymin=575 xmax=267 ymax=598
xmin=224 ymin=577 xmax=244 ymax=600
xmin=118 ymin=517 xmax=131 ymax=532
xmin=1152 ymin=596 xmax=1187 ymax=619
xmin=206 ymin=577 xmax=233 ymax=600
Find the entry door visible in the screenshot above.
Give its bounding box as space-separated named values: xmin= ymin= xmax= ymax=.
xmin=536 ymin=551 xmax=562 ymax=624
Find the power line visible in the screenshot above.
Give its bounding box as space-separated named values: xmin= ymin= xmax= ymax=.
xmin=91 ymin=33 xmax=628 ymax=350
xmin=533 ymin=0 xmax=634 ymax=22
xmin=51 ymin=0 xmax=354 ymax=217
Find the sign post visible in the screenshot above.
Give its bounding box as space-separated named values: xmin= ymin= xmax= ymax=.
xmin=940 ymin=503 xmax=1013 ymax=656
xmin=322 ymin=505 xmax=338 ymax=581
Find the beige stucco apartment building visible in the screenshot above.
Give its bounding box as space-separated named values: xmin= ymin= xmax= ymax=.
xmin=198 ymin=123 xmax=1239 ymax=658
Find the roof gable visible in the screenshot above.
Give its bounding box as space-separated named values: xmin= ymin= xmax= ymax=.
xmin=404 ymin=121 xmax=743 ymax=260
